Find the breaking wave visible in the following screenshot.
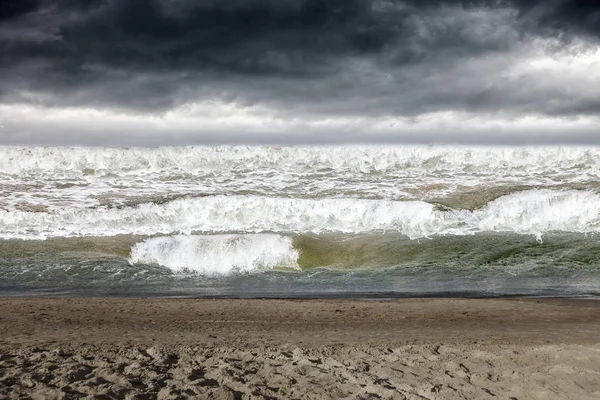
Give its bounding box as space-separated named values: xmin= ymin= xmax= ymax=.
xmin=1 ymin=190 xmax=600 ymax=240
xmin=3 ymin=145 xmax=600 ymax=212
xmin=1 ymin=145 xmax=599 ymax=178
xmin=129 ymin=234 xmax=299 ymax=274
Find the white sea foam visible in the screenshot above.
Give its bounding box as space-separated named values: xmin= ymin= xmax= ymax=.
xmin=0 ymin=196 xmax=445 ymax=239
xmin=1 ymin=145 xmax=599 ymax=178
xmin=1 ymin=145 xmax=600 ymax=211
xmin=129 ymin=234 xmax=299 ymax=274
xmin=1 ymin=190 xmax=600 ymax=240
xmin=474 ymin=189 xmax=600 ymax=240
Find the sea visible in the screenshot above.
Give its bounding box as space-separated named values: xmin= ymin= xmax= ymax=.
xmin=1 ymin=145 xmax=599 ymax=298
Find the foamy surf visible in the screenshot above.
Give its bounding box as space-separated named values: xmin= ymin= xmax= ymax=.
xmin=2 ymin=145 xmax=600 ymax=298
xmin=2 ymin=145 xmax=600 ymax=211
xmin=1 ymin=190 xmax=600 ymax=241
xmin=129 ymin=234 xmax=299 ymax=274
xmin=2 ymin=146 xmax=599 ymax=178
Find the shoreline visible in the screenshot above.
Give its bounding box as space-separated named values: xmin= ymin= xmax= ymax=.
xmin=2 ymin=297 xmax=600 ymax=347
xmin=1 ymin=297 xmax=599 ymax=399
xmin=2 ymin=289 xmax=599 ymax=300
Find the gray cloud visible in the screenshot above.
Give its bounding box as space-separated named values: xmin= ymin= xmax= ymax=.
xmin=1 ymin=110 xmax=599 ymax=146
xmin=0 ymin=0 xmax=599 ymax=128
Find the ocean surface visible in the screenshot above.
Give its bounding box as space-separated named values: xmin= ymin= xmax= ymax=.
xmin=1 ymin=145 xmax=600 ymax=298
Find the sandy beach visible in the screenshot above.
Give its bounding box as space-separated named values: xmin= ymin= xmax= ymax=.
xmin=0 ymin=297 xmax=599 ymax=399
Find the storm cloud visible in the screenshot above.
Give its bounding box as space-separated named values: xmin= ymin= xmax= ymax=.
xmin=0 ymin=0 xmax=599 ymax=144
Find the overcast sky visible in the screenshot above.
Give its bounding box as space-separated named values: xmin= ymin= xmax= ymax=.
xmin=0 ymin=0 xmax=599 ymax=145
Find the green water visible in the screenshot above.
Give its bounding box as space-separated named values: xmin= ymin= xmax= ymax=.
xmin=1 ymin=232 xmax=598 ymax=298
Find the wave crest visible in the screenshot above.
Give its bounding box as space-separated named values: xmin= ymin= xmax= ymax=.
xmin=1 ymin=145 xmax=599 ymax=177
xmin=129 ymin=234 xmax=299 ymax=274
xmin=2 ymin=190 xmax=600 ymax=240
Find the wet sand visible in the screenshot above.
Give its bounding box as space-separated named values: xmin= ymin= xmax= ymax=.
xmin=1 ymin=297 xmax=599 ymax=399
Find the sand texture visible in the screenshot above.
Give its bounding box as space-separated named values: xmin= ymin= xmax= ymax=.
xmin=1 ymin=298 xmax=599 ymax=399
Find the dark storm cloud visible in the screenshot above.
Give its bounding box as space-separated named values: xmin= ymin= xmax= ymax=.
xmin=0 ymin=0 xmax=41 ymax=21
xmin=0 ymin=0 xmax=599 ymax=119
xmin=513 ymin=0 xmax=600 ymax=38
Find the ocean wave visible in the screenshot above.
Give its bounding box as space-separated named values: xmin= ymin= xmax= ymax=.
xmin=0 ymin=195 xmax=446 ymax=239
xmin=129 ymin=234 xmax=299 ymax=274
xmin=1 ymin=190 xmax=600 ymax=240
xmin=125 ymin=231 xmax=600 ymax=275
xmin=3 ymin=231 xmax=599 ymax=281
xmin=1 ymin=145 xmax=599 ymax=179
xmin=2 ymin=146 xmax=600 ymax=213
